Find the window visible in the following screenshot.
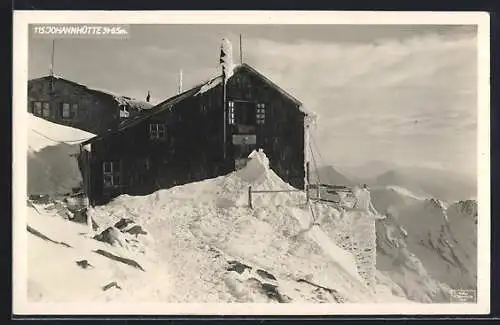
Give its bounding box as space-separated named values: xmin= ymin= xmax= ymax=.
xmin=42 ymin=103 xmax=50 ymax=118
xmin=33 ymin=102 xmax=42 ymax=116
xmin=102 ymin=161 xmax=120 ymax=188
xmin=62 ymin=103 xmax=71 ymax=119
xmin=228 ymin=101 xmax=235 ymax=125
xmin=61 ymin=103 xmax=77 ymax=120
xmin=120 ymin=106 xmax=129 ymax=118
xmin=149 ymin=123 xmax=166 ymax=140
xmin=229 ymin=100 xmax=257 ymax=126
xmin=71 ymin=103 xmax=78 ymax=119
xmin=256 ymin=103 xmax=266 ymax=125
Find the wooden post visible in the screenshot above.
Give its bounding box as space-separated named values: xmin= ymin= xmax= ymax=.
xmin=248 ymin=186 xmax=253 ymax=209
xmin=306 ymin=161 xmax=310 ymax=185
xmin=222 ymin=71 xmax=227 ymax=160
xmin=305 ymin=161 xmax=310 ymax=203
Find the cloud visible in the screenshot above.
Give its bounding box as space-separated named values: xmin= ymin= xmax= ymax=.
xmin=242 ymin=31 xmax=477 ymax=176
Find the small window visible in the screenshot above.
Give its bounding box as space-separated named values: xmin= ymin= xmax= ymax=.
xmin=42 ymin=103 xmax=50 ymax=118
xmin=256 ymin=103 xmax=266 ymax=125
xmin=62 ymin=103 xmax=71 ymax=119
xmin=33 ymin=102 xmax=42 ymax=116
xmin=102 ymin=161 xmax=120 ymax=188
xmin=149 ymin=123 xmax=166 ymax=140
xmin=103 ymin=161 xmax=113 ymax=174
xmin=120 ymin=106 xmax=129 ymax=118
xmin=228 ymin=101 xmax=235 ymax=125
xmin=71 ymin=103 xmax=78 ymax=119
xmin=60 ymin=103 xmax=77 ymax=120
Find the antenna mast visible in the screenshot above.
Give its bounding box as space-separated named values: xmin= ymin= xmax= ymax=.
xmin=239 ymin=34 xmax=243 ymax=64
xmin=178 ymin=69 xmax=183 ymax=94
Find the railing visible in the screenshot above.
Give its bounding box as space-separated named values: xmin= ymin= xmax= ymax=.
xmin=247 ymin=186 xmax=305 ymax=209
xmin=247 ymin=183 xmax=353 ymax=209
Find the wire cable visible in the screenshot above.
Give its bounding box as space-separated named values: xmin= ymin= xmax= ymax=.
xmin=30 ymin=128 xmax=94 ymax=145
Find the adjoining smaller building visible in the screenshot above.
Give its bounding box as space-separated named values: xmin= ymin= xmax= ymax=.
xmin=28 ymin=75 xmax=153 ymax=135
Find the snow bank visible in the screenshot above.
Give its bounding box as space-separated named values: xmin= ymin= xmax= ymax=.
xmin=27 ymin=113 xmax=95 ymax=195
xmin=27 ymin=149 xmax=407 ymax=304
xmin=28 ymin=113 xmax=95 ymax=153
xmin=86 ymin=149 xmax=407 ymax=303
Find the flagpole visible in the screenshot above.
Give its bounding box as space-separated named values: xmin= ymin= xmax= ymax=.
xmin=222 ymin=69 xmax=227 ymax=160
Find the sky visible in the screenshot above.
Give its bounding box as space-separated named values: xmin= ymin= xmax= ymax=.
xmin=28 ymin=24 xmax=478 ymax=178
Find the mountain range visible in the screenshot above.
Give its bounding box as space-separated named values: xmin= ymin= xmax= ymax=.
xmin=314 ymin=163 xmax=476 ymax=203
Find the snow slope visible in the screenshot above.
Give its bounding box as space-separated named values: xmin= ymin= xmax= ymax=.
xmin=27 ymin=113 xmax=95 ymax=195
xmin=28 ymin=150 xmax=408 ymax=304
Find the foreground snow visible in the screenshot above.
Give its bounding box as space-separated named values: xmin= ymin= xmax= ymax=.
xmin=28 ymin=150 xmax=408 ymax=304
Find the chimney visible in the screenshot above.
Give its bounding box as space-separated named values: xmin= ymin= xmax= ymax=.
xmin=220 ymin=38 xmax=234 ymax=80
xmin=146 ymin=91 xmax=151 ymax=103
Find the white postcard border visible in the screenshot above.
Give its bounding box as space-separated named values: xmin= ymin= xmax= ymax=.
xmin=12 ymin=10 xmax=491 ymax=316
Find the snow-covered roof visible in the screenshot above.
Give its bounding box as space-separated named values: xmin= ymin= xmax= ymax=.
xmin=29 ymin=75 xmax=154 ymax=112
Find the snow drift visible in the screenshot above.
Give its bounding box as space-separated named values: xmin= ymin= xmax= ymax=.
xmin=28 ymin=149 xmax=408 ymax=303
xmin=27 ymin=113 xmax=95 ymax=195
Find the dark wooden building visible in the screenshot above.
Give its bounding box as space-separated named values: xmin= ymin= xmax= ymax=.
xmin=28 ymin=75 xmax=153 ymax=135
xmin=79 ymin=63 xmax=313 ymax=205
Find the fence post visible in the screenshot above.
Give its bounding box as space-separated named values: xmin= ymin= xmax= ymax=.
xmin=248 ymin=186 xmax=253 ymax=209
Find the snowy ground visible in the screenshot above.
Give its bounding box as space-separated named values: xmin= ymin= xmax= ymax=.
xmin=27 ymin=150 xmax=409 ymax=304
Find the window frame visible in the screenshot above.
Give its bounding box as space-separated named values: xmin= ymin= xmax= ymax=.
xmin=228 ymin=101 xmax=235 ymax=125
xmin=256 ymin=103 xmax=266 ymax=125
xmin=61 ymin=103 xmax=71 ymax=120
xmin=42 ymin=102 xmax=51 ymax=118
xmin=33 ymin=101 xmax=42 ymax=116
xmin=149 ymin=123 xmax=167 ymax=140
xmin=71 ymin=103 xmax=78 ymax=119
xmin=102 ymin=161 xmax=120 ymax=188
